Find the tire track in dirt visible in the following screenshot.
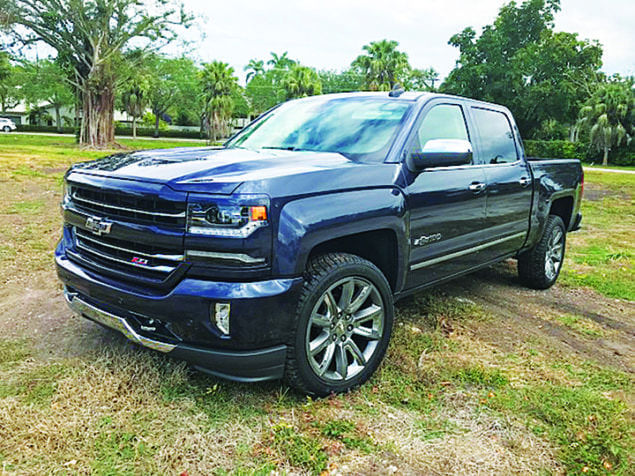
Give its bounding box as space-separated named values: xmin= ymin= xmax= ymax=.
xmin=441 ymin=261 xmax=635 ymax=374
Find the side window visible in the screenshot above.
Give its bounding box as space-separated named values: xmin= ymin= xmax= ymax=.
xmin=415 ymin=104 xmax=470 ymax=150
xmin=471 ymin=108 xmax=518 ymax=164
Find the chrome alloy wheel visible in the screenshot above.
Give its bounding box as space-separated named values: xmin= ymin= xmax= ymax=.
xmin=545 ymin=226 xmax=564 ymax=281
xmin=305 ymin=277 xmax=384 ymax=382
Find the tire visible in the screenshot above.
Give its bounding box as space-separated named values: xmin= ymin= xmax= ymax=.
xmin=518 ymin=215 xmax=566 ymax=289
xmin=285 ymin=253 xmax=394 ymax=396
xmin=2 ymin=126 xmax=10 ymax=132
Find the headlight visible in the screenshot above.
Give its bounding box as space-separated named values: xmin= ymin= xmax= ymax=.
xmin=61 ymin=180 xmax=71 ymax=211
xmin=187 ymin=197 xmax=269 ymax=238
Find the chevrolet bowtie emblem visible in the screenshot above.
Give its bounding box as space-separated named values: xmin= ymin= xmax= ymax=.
xmin=85 ymin=216 xmax=113 ymax=236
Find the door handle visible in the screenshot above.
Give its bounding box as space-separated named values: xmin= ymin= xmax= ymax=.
xmin=519 ymin=177 xmax=531 ymax=187
xmin=469 ymin=182 xmax=486 ymax=194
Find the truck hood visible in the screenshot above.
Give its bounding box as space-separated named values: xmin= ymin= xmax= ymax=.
xmin=69 ymin=147 xmax=399 ymax=196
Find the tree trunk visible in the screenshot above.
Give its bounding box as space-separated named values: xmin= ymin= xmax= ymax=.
xmin=80 ymin=81 xmax=115 ymax=148
xmin=154 ymin=111 xmax=160 ymax=138
xmin=603 ymin=146 xmax=609 ymax=166
xmin=55 ymin=106 xmax=62 ymax=133
xmin=132 ymin=116 xmax=137 ymax=138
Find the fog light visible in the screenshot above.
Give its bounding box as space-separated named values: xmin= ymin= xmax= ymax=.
xmin=214 ymin=303 xmax=231 ymax=335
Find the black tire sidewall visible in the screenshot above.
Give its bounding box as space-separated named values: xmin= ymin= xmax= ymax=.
xmin=519 ymin=215 xmax=566 ymax=289
xmin=2 ymin=126 xmax=9 ymax=132
xmin=291 ymin=255 xmax=394 ymax=395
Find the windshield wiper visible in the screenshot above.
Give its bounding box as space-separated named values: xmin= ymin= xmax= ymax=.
xmin=260 ymin=146 xmax=314 ymax=152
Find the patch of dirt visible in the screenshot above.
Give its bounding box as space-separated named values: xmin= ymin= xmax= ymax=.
xmin=582 ymin=183 xmax=631 ymax=202
xmin=0 ymin=271 xmax=126 ymax=360
xmin=435 ymin=260 xmax=635 ymax=375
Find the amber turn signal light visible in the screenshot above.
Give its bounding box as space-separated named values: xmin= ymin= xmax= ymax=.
xmin=250 ymin=206 xmax=268 ymax=221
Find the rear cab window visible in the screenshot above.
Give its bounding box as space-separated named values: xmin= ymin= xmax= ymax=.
xmin=471 ymin=107 xmax=519 ymax=165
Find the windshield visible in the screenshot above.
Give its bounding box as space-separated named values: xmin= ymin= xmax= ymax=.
xmin=226 ymin=96 xmax=413 ymax=162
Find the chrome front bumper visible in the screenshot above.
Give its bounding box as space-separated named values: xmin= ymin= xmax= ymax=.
xmin=64 ymin=289 xmax=176 ymax=353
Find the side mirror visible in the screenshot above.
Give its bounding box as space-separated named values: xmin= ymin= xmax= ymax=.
xmin=407 ymin=139 xmax=473 ymax=172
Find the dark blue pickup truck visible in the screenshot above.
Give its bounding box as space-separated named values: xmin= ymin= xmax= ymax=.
xmin=56 ymin=91 xmax=583 ymax=395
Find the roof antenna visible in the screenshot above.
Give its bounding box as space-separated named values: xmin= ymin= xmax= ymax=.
xmin=388 ymin=83 xmax=405 ymax=97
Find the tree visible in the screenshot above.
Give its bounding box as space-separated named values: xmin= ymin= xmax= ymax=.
xmin=441 ymin=0 xmax=603 ymax=138
xmin=318 ymin=69 xmax=364 ymax=94
xmin=244 ymin=54 xmax=296 ymax=118
xmin=244 ymin=59 xmax=264 ymax=82
xmin=21 ymin=59 xmax=75 ymax=131
xmin=0 ymin=51 xmax=22 ymax=113
xmin=575 ymin=79 xmax=635 ymax=166
xmin=200 ymin=61 xmax=238 ymax=142
xmin=245 ymin=73 xmax=278 ymax=117
xmin=146 ymin=55 xmax=199 ymax=137
xmin=0 ymin=0 xmax=190 ymax=148
xmin=119 ymin=72 xmax=150 ymax=138
xmin=267 ymin=51 xmax=296 ymax=71
xmin=351 ymin=39 xmax=410 ymax=91
xmin=280 ymin=65 xmax=322 ymax=100
xmin=404 ymin=68 xmax=439 ymax=92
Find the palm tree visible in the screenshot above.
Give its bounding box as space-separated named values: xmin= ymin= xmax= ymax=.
xmin=267 ymin=51 xmax=296 ymax=71
xmin=120 ymin=74 xmax=150 ymax=138
xmin=244 ymin=59 xmax=264 ymax=83
xmin=200 ymin=61 xmax=238 ymax=142
xmin=351 ymin=39 xmax=411 ymax=91
xmin=575 ymin=79 xmax=635 ymax=166
xmin=280 ymin=65 xmax=322 ymax=100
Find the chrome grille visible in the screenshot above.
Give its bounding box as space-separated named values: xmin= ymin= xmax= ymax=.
xmin=74 ymin=228 xmax=183 ymax=278
xmin=70 ymin=185 xmax=186 ymax=227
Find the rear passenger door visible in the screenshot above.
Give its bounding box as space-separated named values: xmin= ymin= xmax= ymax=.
xmin=469 ymin=106 xmax=532 ymax=260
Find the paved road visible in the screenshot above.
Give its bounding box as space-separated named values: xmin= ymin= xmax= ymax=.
xmin=8 ymin=131 xmax=207 ymax=143
xmin=584 ymin=167 xmax=635 ymax=175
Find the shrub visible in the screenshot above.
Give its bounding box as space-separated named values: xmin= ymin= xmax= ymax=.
xmin=16 ymin=124 xmax=76 ymax=134
xmin=524 ymin=140 xmax=587 ymax=160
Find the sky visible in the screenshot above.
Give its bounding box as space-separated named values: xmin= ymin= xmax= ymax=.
xmin=175 ymin=0 xmax=635 ymax=85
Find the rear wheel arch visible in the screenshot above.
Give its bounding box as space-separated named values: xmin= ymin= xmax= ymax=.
xmin=549 ymin=196 xmax=574 ymax=229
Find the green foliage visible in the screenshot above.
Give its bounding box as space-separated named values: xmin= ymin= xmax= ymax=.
xmin=404 ymin=67 xmax=440 ymax=92
xmin=351 ymin=39 xmax=410 ymax=91
xmin=442 ymin=0 xmax=603 ymax=138
xmin=146 ymin=55 xmax=201 ymax=137
xmin=489 ymin=385 xmax=633 ymax=475
xmin=0 ymin=339 xmax=31 ymax=367
xmin=524 ymin=140 xmax=587 ymax=159
xmin=0 ymin=0 xmax=191 ymax=147
xmin=0 ymin=52 xmax=23 ymax=113
xmin=20 ymin=59 xmax=75 ymax=131
xmin=318 ymin=69 xmax=364 ymax=94
xmin=271 ymin=423 xmax=328 ymax=474
xmin=280 ymin=64 xmax=322 ymax=100
xmin=574 ymin=78 xmax=635 ymax=166
xmin=200 ymin=60 xmax=238 ymax=141
xmin=244 ymin=51 xmax=298 ymax=116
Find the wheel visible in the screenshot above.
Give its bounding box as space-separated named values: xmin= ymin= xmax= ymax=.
xmin=285 ymin=253 xmax=394 ymax=396
xmin=518 ymin=215 xmax=566 ymax=289
xmin=2 ymin=126 xmax=10 ymax=132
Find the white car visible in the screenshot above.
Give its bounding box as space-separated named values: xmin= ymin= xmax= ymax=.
xmin=0 ymin=118 xmax=17 ymax=132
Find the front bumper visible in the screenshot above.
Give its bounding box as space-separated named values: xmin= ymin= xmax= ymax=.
xmin=56 ymin=244 xmax=303 ymax=382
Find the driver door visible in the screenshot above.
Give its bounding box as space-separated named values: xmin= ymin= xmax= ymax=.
xmin=403 ymin=101 xmax=488 ymax=290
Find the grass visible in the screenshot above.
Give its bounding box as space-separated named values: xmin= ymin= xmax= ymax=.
xmin=561 ymin=170 xmax=635 ymax=300
xmin=0 ymin=136 xmax=632 ymax=475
